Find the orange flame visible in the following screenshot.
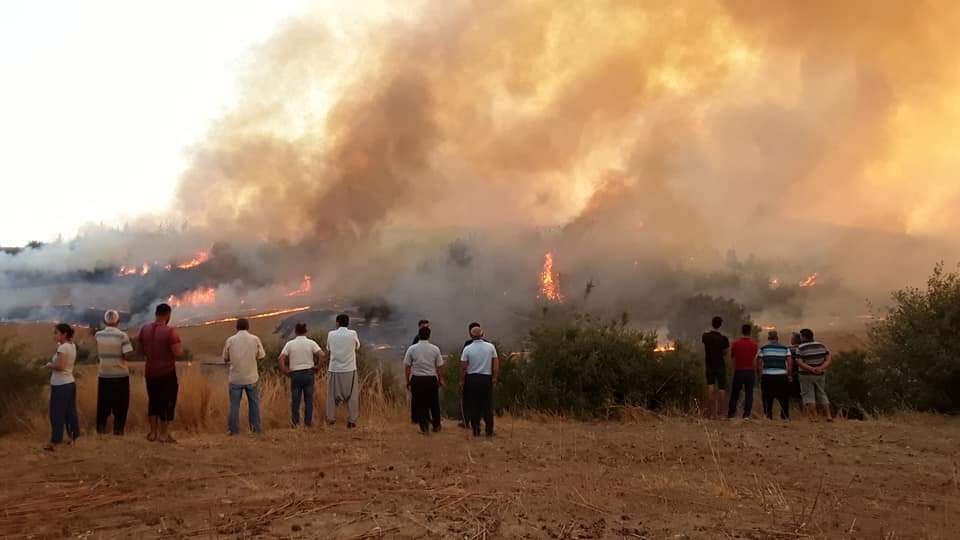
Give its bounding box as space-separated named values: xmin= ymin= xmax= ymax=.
xmin=197 ymin=306 xmax=311 ymax=327
xmin=654 ymin=343 xmax=677 ymax=353
xmin=167 ymin=287 xmax=217 ymax=307
xmin=176 ymin=250 xmax=210 ymax=270
xmin=141 ymin=262 xmax=151 ymax=275
xmin=539 ymin=251 xmax=563 ymax=302
xmin=799 ymin=272 xmax=819 ymax=288
xmin=285 ymin=274 xmax=313 ymax=297
xmin=117 ymin=265 xmax=138 ymax=277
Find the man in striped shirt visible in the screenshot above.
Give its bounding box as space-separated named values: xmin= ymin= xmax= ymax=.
xmin=757 ymin=330 xmax=792 ymax=420
xmin=795 ymin=328 xmax=833 ymax=421
xmin=94 ymin=310 xmax=134 ymax=435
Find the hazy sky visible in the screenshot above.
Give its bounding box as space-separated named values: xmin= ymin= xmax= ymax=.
xmin=0 ymin=0 xmax=311 ymax=246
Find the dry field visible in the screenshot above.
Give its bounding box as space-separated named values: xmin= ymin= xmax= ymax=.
xmin=1 ymin=391 xmax=958 ymax=539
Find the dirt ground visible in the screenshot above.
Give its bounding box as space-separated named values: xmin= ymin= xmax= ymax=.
xmin=0 ymin=412 xmax=957 ymax=539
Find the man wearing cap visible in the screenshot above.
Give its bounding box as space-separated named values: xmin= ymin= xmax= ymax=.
xmin=758 ymin=330 xmax=793 ymax=420
xmin=94 ymin=310 xmax=134 ymax=435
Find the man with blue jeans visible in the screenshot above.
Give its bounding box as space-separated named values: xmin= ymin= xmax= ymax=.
xmin=222 ymin=318 xmax=265 ymax=435
xmin=280 ymin=322 xmax=323 ymax=427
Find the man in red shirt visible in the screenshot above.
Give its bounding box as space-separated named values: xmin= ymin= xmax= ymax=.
xmin=727 ymin=323 xmax=758 ymax=419
xmin=138 ymin=303 xmax=183 ymax=443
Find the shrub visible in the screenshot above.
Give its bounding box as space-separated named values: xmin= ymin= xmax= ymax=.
xmin=668 ymin=294 xmax=753 ymax=347
xmin=522 ymin=315 xmax=701 ymax=417
xmin=826 ymin=349 xmax=889 ymax=416
xmin=0 ymin=338 xmax=48 ymax=434
xmin=868 ymin=263 xmax=960 ymax=412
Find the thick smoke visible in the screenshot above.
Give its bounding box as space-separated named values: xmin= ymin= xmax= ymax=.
xmin=4 ymin=0 xmax=960 ymax=344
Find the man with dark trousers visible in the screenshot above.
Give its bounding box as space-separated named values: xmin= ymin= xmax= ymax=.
xmin=410 ymin=319 xmax=430 ymax=424
xmin=728 ymin=324 xmax=758 ymax=419
xmin=404 ymin=326 xmax=445 ymax=434
xmin=461 ymin=323 xmax=499 ymax=437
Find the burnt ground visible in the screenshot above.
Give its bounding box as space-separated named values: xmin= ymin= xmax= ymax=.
xmin=0 ymin=412 xmax=957 ymax=539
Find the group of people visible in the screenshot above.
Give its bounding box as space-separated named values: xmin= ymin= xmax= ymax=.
xmin=42 ymin=303 xmax=501 ymax=449
xmin=701 ymin=316 xmax=833 ymax=421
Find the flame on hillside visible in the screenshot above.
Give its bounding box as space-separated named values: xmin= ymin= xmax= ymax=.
xmin=286 ymin=275 xmax=313 ymax=297
xmin=176 ymin=250 xmax=210 ymax=270
xmin=167 ymin=287 xmax=217 ymax=307
xmin=539 ymin=251 xmax=563 ymax=302
xmin=197 ymin=306 xmax=311 ymax=327
xmin=654 ymin=343 xmax=677 ymax=353
xmin=799 ymin=272 xmax=819 ymax=288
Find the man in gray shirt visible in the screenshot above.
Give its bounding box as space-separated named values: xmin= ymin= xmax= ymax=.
xmin=461 ymin=323 xmax=499 ymax=437
xmin=94 ymin=309 xmax=133 ymax=435
xmin=403 ymin=326 xmax=445 ymax=434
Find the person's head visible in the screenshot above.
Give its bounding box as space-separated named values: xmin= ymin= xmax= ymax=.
xmin=54 ymin=323 xmax=74 ymax=343
xmin=711 ymin=316 xmax=723 ymax=330
xmin=295 ymin=322 xmax=308 ymax=336
xmin=236 ymin=318 xmax=250 ymax=332
xmin=469 ymin=323 xmax=483 ymax=340
xmin=155 ymin=303 xmax=172 ymax=323
xmin=418 ymin=326 xmax=431 ymax=341
xmin=418 ymin=319 xmax=430 ymax=329
xmin=103 ymin=309 xmax=120 ymax=327
xmin=740 ymin=324 xmax=752 ymax=337
xmin=790 ymin=332 xmax=802 ymax=346
xmin=336 ymin=313 xmax=349 ymax=328
xmin=799 ymin=328 xmax=815 ymax=343
xmin=767 ymin=329 xmax=779 ymax=342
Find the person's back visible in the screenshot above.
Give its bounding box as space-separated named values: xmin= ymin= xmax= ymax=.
xmin=405 ymin=340 xmax=444 ymax=377
xmin=139 ymin=321 xmax=179 ymax=377
xmin=702 ymin=330 xmax=729 ymax=371
xmin=731 ymin=336 xmax=758 ymax=371
xmin=797 ymin=340 xmax=829 ymax=371
xmin=727 ymin=324 xmax=756 ymax=419
xmin=283 ymin=335 xmax=322 ymax=372
xmin=462 ymin=340 xmax=496 ymax=375
xmin=95 ymin=326 xmax=132 ymax=379
xmin=326 ymin=326 xmax=360 ymax=373
xmin=759 ymin=342 xmax=790 ymax=375
xmin=223 ymin=329 xmax=264 ymax=386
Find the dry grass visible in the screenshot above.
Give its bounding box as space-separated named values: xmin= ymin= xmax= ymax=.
xmin=16 ymin=364 xmax=404 ymax=436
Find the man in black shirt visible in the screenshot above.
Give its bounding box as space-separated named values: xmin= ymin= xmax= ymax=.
xmin=701 ymin=316 xmax=730 ymax=418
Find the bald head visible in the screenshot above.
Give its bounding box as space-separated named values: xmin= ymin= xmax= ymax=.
xmin=470 ymin=325 xmax=484 ymax=339
xmin=104 ymin=310 xmax=120 ymax=327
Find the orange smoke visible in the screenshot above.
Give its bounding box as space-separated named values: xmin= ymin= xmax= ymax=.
xmin=539 ymin=251 xmax=563 ymax=302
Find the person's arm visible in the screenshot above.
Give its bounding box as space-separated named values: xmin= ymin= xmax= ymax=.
xmin=755 ymin=350 xmax=763 ymax=378
xmin=795 ymin=352 xmax=815 ymax=374
xmin=786 ymin=352 xmax=794 ymax=382
xmin=170 ymin=329 xmax=184 ymax=359
xmin=49 ymin=349 xmax=66 ymax=371
xmin=818 ymin=351 xmax=832 ymax=373
xmin=222 ymin=339 xmax=231 ymax=364
xmin=279 ymin=353 xmax=290 ymax=375
xmin=436 ymin=349 xmax=445 ymax=387
xmin=492 ymin=355 xmax=500 ymax=384
xmin=403 ymin=347 xmax=413 ymax=387
xmin=405 ymin=365 xmax=412 ymax=387
xmin=120 ymin=335 xmax=133 ymax=369
xmin=256 ymin=338 xmax=266 ymax=360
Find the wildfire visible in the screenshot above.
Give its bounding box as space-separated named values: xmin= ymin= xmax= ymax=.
xmin=654 ymin=343 xmax=677 ymax=353
xmin=539 ymin=251 xmax=563 ymax=302
xmin=799 ymin=272 xmax=819 ymax=288
xmin=116 ymin=263 xmax=151 ymax=277
xmin=198 ymin=306 xmax=311 ymax=327
xmin=167 ymin=287 xmax=217 ymax=308
xmin=768 ymin=277 xmax=780 ymax=290
xmin=176 ymin=250 xmax=210 ymax=270
xmin=285 ymin=274 xmax=313 ymax=297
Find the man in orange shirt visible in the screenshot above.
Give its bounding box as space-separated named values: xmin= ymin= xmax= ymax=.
xmin=727 ymin=324 xmax=758 ymax=419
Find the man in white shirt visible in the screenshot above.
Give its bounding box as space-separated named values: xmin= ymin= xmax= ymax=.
xmin=461 ymin=323 xmax=499 ymax=437
xmin=280 ymin=322 xmax=323 ymax=427
xmin=326 ymin=313 xmax=361 ymax=428
xmin=222 ymin=318 xmax=266 ymax=435
xmin=94 ymin=310 xmax=134 ymax=435
xmin=404 ymin=326 xmax=445 ymax=434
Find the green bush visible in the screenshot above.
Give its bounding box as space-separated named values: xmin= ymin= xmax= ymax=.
xmin=826 ymin=349 xmax=889 ymax=415
xmin=521 ymin=315 xmax=701 ymax=417
xmin=0 ymin=338 xmax=48 ymax=434
xmin=868 ymin=263 xmax=960 ymax=412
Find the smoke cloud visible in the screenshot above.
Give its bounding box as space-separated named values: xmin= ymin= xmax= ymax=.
xmin=4 ymin=0 xmax=959 ymax=345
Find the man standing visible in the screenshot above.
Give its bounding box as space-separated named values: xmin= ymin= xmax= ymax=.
xmin=326 ymin=314 xmax=361 ymax=428
xmin=728 ymin=324 xmax=758 ymax=419
xmin=701 ymin=316 xmax=730 ymax=418
xmin=138 ymin=303 xmax=183 ymax=443
xmin=404 ymin=326 xmax=445 ymax=434
xmin=758 ymin=330 xmax=793 ymax=420
xmin=222 ymin=318 xmax=265 ymax=435
xmin=279 ymin=323 xmax=322 ymax=427
xmin=410 ymin=319 xmax=430 ymax=424
xmin=795 ymin=328 xmax=833 ymax=421
xmin=461 ymin=323 xmax=498 ymax=437
xmin=94 ymin=310 xmax=133 ymax=435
